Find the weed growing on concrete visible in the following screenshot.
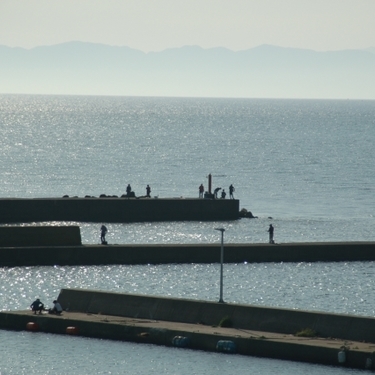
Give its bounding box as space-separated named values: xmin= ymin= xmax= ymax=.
xmin=218 ymin=316 xmax=232 ymax=328
xmin=295 ymin=328 xmax=317 ymax=337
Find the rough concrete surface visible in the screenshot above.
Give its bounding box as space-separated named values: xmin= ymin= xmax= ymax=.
xmin=1 ymin=309 xmax=375 ymax=370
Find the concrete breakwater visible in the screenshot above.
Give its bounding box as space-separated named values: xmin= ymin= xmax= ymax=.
xmin=56 ymin=288 xmax=375 ymax=343
xmin=0 ymin=226 xmax=81 ymax=247
xmin=1 ymin=289 xmax=375 ymax=370
xmin=1 ymin=240 xmax=375 ymax=267
xmin=0 ymin=197 xmax=239 ymax=223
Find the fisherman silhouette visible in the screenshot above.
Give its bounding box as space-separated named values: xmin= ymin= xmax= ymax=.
xmin=268 ymin=224 xmax=274 ymax=244
xmin=100 ymin=225 xmax=108 ymax=244
xmin=214 ymin=187 xmax=221 ymax=199
xmin=199 ymin=184 xmax=204 ymax=198
xmin=229 ymin=184 xmax=235 ymax=199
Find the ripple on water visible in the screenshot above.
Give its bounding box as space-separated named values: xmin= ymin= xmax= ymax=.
xmin=2 ymin=261 xmax=375 ymax=317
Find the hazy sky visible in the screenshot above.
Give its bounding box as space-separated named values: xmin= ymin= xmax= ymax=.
xmin=1 ymin=0 xmax=374 ymax=52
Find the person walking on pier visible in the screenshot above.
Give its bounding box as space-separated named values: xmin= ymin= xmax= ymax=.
xmin=100 ymin=225 xmax=108 ymax=244
xmin=146 ymin=184 xmax=151 ymax=197
xmin=268 ymin=224 xmax=275 ymax=244
xmin=229 ymin=184 xmax=235 ymax=199
xmin=199 ymin=184 xmax=204 ymax=198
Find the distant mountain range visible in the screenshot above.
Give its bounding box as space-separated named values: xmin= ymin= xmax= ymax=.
xmin=1 ymin=42 xmax=374 ymax=99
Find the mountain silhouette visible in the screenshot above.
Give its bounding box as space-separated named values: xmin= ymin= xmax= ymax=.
xmin=1 ymin=42 xmax=374 ymax=99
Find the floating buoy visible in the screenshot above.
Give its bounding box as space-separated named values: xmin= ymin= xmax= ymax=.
xmin=66 ymin=326 xmax=79 ymax=335
xmin=216 ymin=340 xmax=236 ymax=353
xmin=338 ymin=350 xmax=346 ymax=364
xmin=172 ymin=336 xmax=190 ymax=348
xmin=26 ymin=322 xmax=39 ymax=331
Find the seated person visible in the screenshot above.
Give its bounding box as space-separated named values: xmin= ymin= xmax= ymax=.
xmin=30 ymin=298 xmax=44 ymax=314
xmin=48 ymin=300 xmax=63 ymax=315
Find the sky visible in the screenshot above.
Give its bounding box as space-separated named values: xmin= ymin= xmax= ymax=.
xmin=1 ymin=0 xmax=375 ymax=52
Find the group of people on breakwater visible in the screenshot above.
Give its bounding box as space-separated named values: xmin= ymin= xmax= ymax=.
xmin=199 ymin=184 xmax=235 ymax=199
xmin=62 ymin=184 xmax=153 ymax=199
xmin=124 ymin=184 xmax=151 ymax=198
xmin=30 ymin=298 xmax=63 ymax=315
xmin=125 ymin=184 xmax=152 ymax=198
xmin=65 ymin=182 xmax=238 ymax=200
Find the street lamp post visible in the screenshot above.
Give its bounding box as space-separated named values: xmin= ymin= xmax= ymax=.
xmin=215 ymin=227 xmax=225 ymax=303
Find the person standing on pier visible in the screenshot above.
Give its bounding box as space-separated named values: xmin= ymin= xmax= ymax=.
xmin=146 ymin=184 xmax=151 ymax=197
xmin=229 ymin=184 xmax=235 ymax=199
xmin=268 ymin=224 xmax=275 ymax=244
xmin=100 ymin=225 xmax=108 ymax=244
xmin=126 ymin=184 xmax=132 ymax=196
xmin=199 ymin=184 xmax=204 ymax=198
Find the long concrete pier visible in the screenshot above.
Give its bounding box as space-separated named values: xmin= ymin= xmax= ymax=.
xmin=0 ymin=197 xmax=239 ymax=223
xmin=1 ymin=289 xmax=375 ymax=370
xmin=1 ymin=242 xmax=375 ymax=267
xmin=1 ymin=226 xmax=374 ymax=266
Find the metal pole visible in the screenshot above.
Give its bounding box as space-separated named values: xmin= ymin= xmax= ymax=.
xmin=215 ymin=228 xmax=225 ymax=303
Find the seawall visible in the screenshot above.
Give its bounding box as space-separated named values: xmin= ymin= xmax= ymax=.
xmin=56 ymin=288 xmax=375 ymax=343
xmin=0 ymin=197 xmax=239 ymax=223
xmin=2 ymin=290 xmax=375 ymax=370
xmin=1 ymin=242 xmax=375 ymax=267
xmin=0 ymin=226 xmax=81 ymax=247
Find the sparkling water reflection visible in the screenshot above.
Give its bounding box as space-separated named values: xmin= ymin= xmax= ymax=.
xmin=0 ymin=330 xmax=365 ymax=375
xmin=1 ymin=261 xmax=374 ymax=373
xmin=1 ymin=95 xmax=374 ymax=373
xmin=2 ymin=262 xmax=375 ymax=316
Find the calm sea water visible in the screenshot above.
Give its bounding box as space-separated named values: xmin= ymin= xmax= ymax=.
xmin=0 ymin=95 xmax=374 ymax=374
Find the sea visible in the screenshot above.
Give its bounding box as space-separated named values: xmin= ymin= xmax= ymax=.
xmin=0 ymin=94 xmax=374 ymax=374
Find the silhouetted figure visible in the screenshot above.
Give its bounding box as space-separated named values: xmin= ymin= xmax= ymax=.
xmin=221 ymin=189 xmax=226 ymax=199
xmin=48 ymin=300 xmax=63 ymax=315
xmin=30 ymin=298 xmax=44 ymax=314
xmin=229 ymin=184 xmax=235 ymax=199
xmin=214 ymin=187 xmax=221 ymax=199
xmin=146 ymin=184 xmax=151 ymax=197
xmin=199 ymin=184 xmax=204 ymax=198
xmin=126 ymin=184 xmax=132 ymax=196
xmin=268 ymin=224 xmax=274 ymax=244
xmin=100 ymin=225 xmax=108 ymax=244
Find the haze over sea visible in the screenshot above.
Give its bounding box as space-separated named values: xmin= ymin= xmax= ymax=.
xmin=0 ymin=94 xmax=374 ymax=374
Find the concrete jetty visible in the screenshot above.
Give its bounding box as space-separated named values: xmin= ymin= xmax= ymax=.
xmin=1 ymin=226 xmax=374 ymax=267
xmin=0 ymin=226 xmax=81 ymax=247
xmin=0 ymin=197 xmax=239 ymax=223
xmin=1 ymin=289 xmax=375 ymax=370
xmin=1 ymin=240 xmax=375 ymax=267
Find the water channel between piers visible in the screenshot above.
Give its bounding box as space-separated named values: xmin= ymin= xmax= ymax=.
xmin=2 ymin=227 xmax=375 ymax=370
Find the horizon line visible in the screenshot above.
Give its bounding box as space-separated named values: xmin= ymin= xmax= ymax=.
xmin=1 ymin=41 xmax=375 ymax=54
